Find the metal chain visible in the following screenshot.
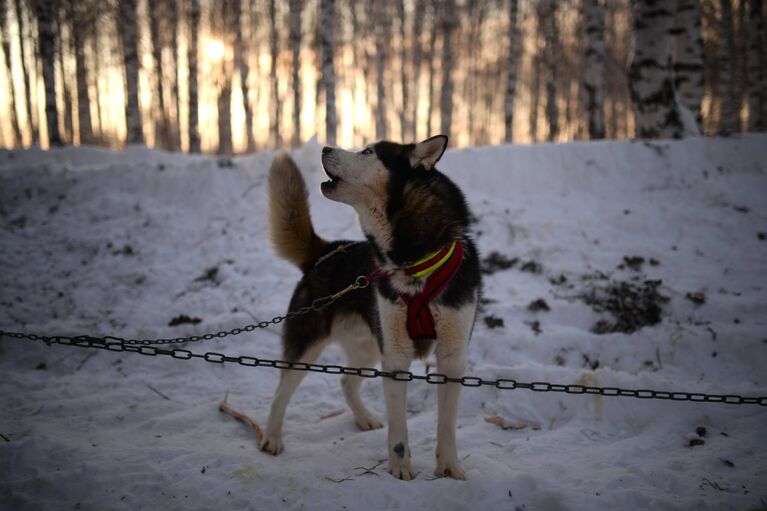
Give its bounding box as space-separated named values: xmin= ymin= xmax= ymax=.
xmin=38 ymin=274 xmax=377 ymax=346
xmin=1 ymin=330 xmax=765 ymax=407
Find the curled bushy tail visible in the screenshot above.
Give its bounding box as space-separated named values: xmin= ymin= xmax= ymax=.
xmin=268 ymin=152 xmax=327 ymax=272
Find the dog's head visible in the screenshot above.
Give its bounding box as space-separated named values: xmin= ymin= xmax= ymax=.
xmin=320 ymin=135 xmax=448 ymax=206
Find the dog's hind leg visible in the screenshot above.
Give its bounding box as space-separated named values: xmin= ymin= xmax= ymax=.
xmin=260 ymin=339 xmax=329 ymax=455
xmin=338 ymin=332 xmax=383 ymax=431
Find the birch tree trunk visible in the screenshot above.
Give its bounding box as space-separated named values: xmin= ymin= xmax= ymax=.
xmin=0 ymin=0 xmax=22 ymax=145
xmin=169 ymin=0 xmax=181 ymax=149
xmin=118 ymin=0 xmax=143 ymax=145
xmin=736 ymin=0 xmax=747 ymax=116
xmin=504 ymin=0 xmax=519 ymax=143
xmin=541 ymin=0 xmax=559 ymax=142
xmin=426 ymin=1 xmax=437 ymax=136
xmin=529 ymin=49 xmax=541 ymax=142
xmin=233 ymin=0 xmax=254 ymax=152
xmin=187 ymin=0 xmax=200 ymax=152
xmin=747 ymin=0 xmax=764 ymax=130
xmin=411 ymin=0 xmax=424 ymax=140
xmin=217 ymin=0 xmax=234 ymax=154
xmin=34 ymin=0 xmax=61 ymax=146
xmin=14 ymin=0 xmax=38 ymax=144
xmin=671 ymin=0 xmax=704 ymax=129
xmin=269 ymin=0 xmax=281 ymax=147
xmin=439 ymin=0 xmax=457 ymax=139
xmin=320 ymin=0 xmax=337 ymax=145
xmin=150 ymin=0 xmax=169 ymax=148
xmin=374 ymin=0 xmax=388 ymax=139
xmin=91 ymin=24 xmax=103 ymax=138
xmin=628 ymin=0 xmax=685 ymax=139
xmin=56 ymin=9 xmax=73 ymax=143
xmin=719 ymin=0 xmax=738 ymax=134
xmin=70 ymin=0 xmax=94 ymax=144
xmin=397 ymin=0 xmax=409 ymax=141
xmin=289 ymin=0 xmax=302 ymax=147
xmin=583 ymin=0 xmax=605 ymax=139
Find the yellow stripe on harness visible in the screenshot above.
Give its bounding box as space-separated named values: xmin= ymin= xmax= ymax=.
xmin=404 ymin=241 xmax=457 ymax=279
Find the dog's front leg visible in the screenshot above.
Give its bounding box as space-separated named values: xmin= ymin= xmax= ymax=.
xmin=434 ymin=340 xmax=467 ymax=480
xmin=383 ymin=345 xmax=414 ymax=480
xmin=379 ymin=300 xmax=415 ymax=480
xmin=433 ymin=303 xmax=474 ymax=480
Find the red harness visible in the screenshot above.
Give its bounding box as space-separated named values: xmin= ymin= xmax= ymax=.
xmin=399 ymin=241 xmax=465 ymax=340
xmin=366 ymin=241 xmax=465 ymax=341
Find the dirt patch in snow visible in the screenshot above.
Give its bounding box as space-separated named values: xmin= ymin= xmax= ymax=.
xmin=579 ymin=279 xmax=669 ymax=334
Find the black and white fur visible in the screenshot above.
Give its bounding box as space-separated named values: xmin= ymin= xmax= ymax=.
xmin=263 ymin=135 xmax=481 ymax=480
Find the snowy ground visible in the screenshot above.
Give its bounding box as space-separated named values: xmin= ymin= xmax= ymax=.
xmin=1 ymin=136 xmax=766 ymax=510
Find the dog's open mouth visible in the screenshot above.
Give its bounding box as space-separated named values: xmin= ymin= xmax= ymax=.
xmin=321 ymin=165 xmax=343 ymax=191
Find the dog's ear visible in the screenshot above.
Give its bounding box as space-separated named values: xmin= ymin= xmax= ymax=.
xmin=410 ymin=135 xmax=448 ymax=170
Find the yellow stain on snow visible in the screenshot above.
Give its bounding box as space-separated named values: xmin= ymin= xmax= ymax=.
xmin=575 ymin=372 xmax=604 ymax=422
xmin=233 ymin=464 xmax=261 ymax=486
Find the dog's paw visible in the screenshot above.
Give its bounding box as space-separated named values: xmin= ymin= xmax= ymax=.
xmin=355 ymin=414 xmax=384 ymax=431
xmin=388 ymin=462 xmax=414 ymax=481
xmin=434 ymin=460 xmax=466 ymax=480
xmin=259 ymin=434 xmax=284 ymax=456
xmin=388 ymin=450 xmax=414 ymax=481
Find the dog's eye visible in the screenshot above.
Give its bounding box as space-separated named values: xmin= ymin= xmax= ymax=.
xmin=361 ymin=148 xmax=373 ymax=155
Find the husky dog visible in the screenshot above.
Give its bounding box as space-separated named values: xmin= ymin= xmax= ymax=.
xmin=263 ymin=135 xmax=481 ymax=480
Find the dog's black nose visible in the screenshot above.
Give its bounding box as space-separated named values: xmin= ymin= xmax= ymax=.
xmin=322 ymin=146 xmax=332 ymax=155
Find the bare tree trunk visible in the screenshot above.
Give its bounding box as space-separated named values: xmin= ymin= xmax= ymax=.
xmin=234 ymin=0 xmax=254 ymax=152
xmin=69 ymin=0 xmax=94 ymax=144
xmin=540 ymin=0 xmax=559 ymax=142
xmin=736 ymin=0 xmax=747 ymax=124
xmin=439 ymin=0 xmax=456 ymax=139
xmin=529 ymin=49 xmax=541 ymax=142
xmin=217 ymin=82 xmax=232 ymax=154
xmin=411 ymin=0 xmax=424 ymax=140
xmin=269 ymin=0 xmax=281 ymax=147
xmin=747 ymin=0 xmax=764 ymax=130
xmin=289 ymin=0 xmax=302 ymax=147
xmin=118 ymin=0 xmax=143 ymax=145
xmin=426 ymin=1 xmax=437 ymax=136
xmin=15 ymin=0 xmax=38 ymax=144
xmin=320 ymin=0 xmax=337 ymax=145
xmin=374 ymin=0 xmax=388 ymax=139
xmin=719 ymin=0 xmax=738 ymax=133
xmin=349 ymin=1 xmax=362 ymax=142
xmin=56 ymin=9 xmax=73 ymax=143
xmin=762 ymin=1 xmax=767 ymax=128
xmin=0 ymin=0 xmax=22 ymax=145
xmin=34 ymin=0 xmax=61 ymax=146
xmin=169 ymin=0 xmax=181 ymax=150
xmin=150 ymin=0 xmax=169 ymax=148
xmin=629 ymin=0 xmax=686 ymax=139
xmin=465 ymin=0 xmax=482 ymax=145
xmin=504 ymin=0 xmax=519 ymax=143
xmin=671 ymin=0 xmax=704 ymax=129
xmin=606 ymin=1 xmax=617 ymax=138
xmin=311 ymin=18 xmax=322 ymax=130
xmin=397 ymin=0 xmax=409 ymax=141
xmin=583 ymin=0 xmax=605 ymax=139
xmin=217 ymin=0 xmax=233 ymax=154
xmin=91 ymin=24 xmax=103 ymax=139
xmin=187 ymin=0 xmax=200 ymax=152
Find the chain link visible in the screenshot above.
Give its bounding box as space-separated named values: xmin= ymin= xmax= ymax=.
xmin=1 ymin=330 xmax=764 ymax=406
xmin=47 ymin=273 xmax=378 ymax=346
